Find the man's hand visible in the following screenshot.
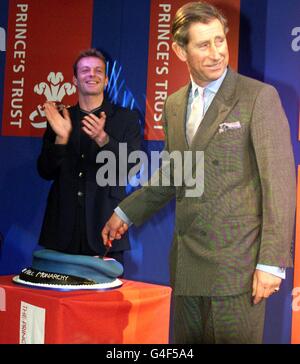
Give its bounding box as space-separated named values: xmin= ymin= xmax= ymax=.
xmin=102 ymin=212 xmax=129 ymax=247
xmin=43 ymin=101 xmax=72 ymax=144
xmin=252 ymin=269 xmax=282 ymax=304
xmin=82 ymin=111 xmax=108 ymax=146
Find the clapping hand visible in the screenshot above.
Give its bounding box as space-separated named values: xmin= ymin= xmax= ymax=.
xmin=82 ymin=111 xmax=108 ymax=146
xmin=43 ymin=101 xmax=72 ymax=144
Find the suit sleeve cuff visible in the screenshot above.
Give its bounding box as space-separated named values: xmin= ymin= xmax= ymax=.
xmin=256 ymin=264 xmax=286 ymax=279
xmin=114 ymin=206 xmax=133 ymax=226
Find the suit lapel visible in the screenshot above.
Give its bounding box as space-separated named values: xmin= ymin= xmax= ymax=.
xmin=168 ymin=84 xmax=191 ymax=152
xmin=172 ymin=70 xmax=240 ymax=196
xmin=190 ymin=69 xmax=239 ymax=152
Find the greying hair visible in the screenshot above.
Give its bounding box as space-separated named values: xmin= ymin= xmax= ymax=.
xmin=171 ymin=1 xmax=229 ymax=48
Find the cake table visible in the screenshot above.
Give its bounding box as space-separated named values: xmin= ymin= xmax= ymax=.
xmin=0 ymin=275 xmax=172 ymax=344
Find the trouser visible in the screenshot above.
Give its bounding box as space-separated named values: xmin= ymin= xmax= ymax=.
xmin=173 ymin=292 xmax=266 ymax=344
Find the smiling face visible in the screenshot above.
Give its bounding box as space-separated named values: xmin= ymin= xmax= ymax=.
xmin=73 ymin=56 xmax=108 ymax=97
xmin=172 ymin=18 xmax=229 ymax=87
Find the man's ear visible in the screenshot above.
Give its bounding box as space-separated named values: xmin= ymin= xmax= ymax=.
xmin=73 ymin=75 xmax=78 ymax=87
xmin=172 ymin=42 xmax=187 ymax=62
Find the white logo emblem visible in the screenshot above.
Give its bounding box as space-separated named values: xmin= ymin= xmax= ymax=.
xmin=30 ymin=72 xmax=76 ymax=129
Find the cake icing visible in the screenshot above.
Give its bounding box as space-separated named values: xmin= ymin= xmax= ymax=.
xmin=13 ymin=249 xmax=123 ymax=290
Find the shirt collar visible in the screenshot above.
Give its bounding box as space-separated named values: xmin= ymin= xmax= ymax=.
xmin=190 ymin=67 xmax=228 ymax=98
xmin=80 ymin=105 xmax=102 ymax=115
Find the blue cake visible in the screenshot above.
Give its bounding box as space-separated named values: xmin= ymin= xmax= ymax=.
xmin=13 ymin=249 xmax=124 ymax=290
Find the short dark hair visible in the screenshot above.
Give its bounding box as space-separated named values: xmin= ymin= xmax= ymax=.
xmin=171 ymin=1 xmax=229 ymax=48
xmin=73 ymin=48 xmax=107 ymax=77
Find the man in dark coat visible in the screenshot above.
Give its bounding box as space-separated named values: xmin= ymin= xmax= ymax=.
xmin=38 ymin=48 xmax=141 ymax=263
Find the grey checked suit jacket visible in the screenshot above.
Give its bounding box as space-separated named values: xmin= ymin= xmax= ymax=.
xmin=119 ymin=69 xmax=296 ymax=296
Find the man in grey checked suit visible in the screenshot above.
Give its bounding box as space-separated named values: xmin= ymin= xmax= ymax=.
xmin=102 ymin=2 xmax=296 ymax=343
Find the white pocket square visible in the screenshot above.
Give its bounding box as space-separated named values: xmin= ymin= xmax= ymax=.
xmin=218 ymin=121 xmax=241 ymax=133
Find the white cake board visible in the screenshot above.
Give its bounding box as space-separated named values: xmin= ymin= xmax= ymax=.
xmin=12 ymin=275 xmax=123 ymax=291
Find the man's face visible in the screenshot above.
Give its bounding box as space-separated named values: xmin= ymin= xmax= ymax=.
xmin=73 ymin=56 xmax=108 ymax=96
xmin=173 ymin=18 xmax=229 ymax=86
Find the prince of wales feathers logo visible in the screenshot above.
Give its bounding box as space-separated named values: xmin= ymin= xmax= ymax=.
xmin=30 ymin=72 xmax=76 ymax=129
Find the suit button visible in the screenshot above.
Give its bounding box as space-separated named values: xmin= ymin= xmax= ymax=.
xmin=77 ymin=191 xmax=84 ymax=197
xmin=79 ymin=172 xmax=84 ymax=178
xmin=212 ymin=159 xmax=219 ymax=166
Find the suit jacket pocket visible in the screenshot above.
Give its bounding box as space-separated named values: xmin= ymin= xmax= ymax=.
xmin=206 ymin=124 xmax=250 ymax=174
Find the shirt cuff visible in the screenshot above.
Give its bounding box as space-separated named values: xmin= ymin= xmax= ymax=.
xmin=114 ymin=207 xmax=133 ymax=226
xmin=256 ymin=264 xmax=286 ymax=279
